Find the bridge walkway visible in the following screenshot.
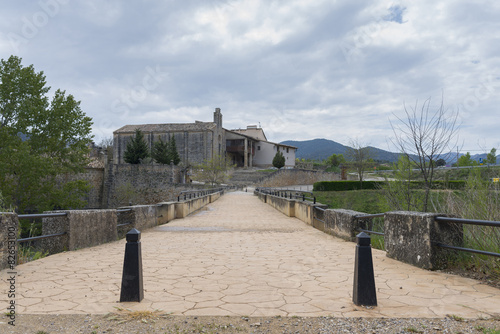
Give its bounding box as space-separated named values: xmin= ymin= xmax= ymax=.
xmin=1 ymin=191 xmax=499 ymax=317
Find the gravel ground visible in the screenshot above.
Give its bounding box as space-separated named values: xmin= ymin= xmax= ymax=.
xmin=1 ymin=314 xmax=499 ymax=334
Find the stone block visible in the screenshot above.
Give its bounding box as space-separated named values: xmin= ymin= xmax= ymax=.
xmin=384 ymin=212 xmax=463 ymax=270
xmin=42 ymin=210 xmax=117 ymax=252
xmin=0 ymin=213 xmax=18 ymax=270
xmin=157 ymin=202 xmax=175 ymax=225
xmin=323 ymin=209 xmax=369 ymax=242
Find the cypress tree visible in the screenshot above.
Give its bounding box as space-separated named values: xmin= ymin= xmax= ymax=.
xmin=167 ymin=135 xmax=181 ymax=165
xmin=124 ymin=129 xmax=149 ymax=164
xmin=151 ymin=136 xmax=170 ymax=164
xmin=272 ymin=151 xmax=285 ymax=169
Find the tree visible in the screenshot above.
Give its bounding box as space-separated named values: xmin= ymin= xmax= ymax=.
xmin=457 ymin=152 xmax=478 ymax=167
xmin=486 ymin=148 xmax=497 ymax=165
xmin=326 ymin=153 xmax=346 ymax=167
xmin=193 ymin=154 xmax=234 ymax=186
xmin=382 ymin=154 xmax=425 ymax=211
xmin=436 ymin=158 xmax=446 ymax=167
xmin=124 ymin=129 xmax=149 ymax=164
xmin=344 ymin=138 xmax=374 ymax=183
xmin=167 ymin=135 xmax=181 ymax=165
xmin=151 ymin=136 xmax=170 ymax=164
xmin=390 ymin=97 xmax=459 ymax=212
xmin=272 ymin=151 xmax=286 ymax=169
xmin=0 ymin=56 xmax=93 ymax=213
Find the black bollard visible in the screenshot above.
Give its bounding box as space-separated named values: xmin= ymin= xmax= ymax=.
xmin=352 ymin=232 xmax=377 ymax=306
xmin=120 ymin=228 xmax=144 ymax=302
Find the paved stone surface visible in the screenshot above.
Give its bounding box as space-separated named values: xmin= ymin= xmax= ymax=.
xmin=1 ymin=191 xmax=499 ymax=318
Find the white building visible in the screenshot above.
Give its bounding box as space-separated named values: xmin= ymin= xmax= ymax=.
xmin=227 ymin=125 xmax=297 ymax=168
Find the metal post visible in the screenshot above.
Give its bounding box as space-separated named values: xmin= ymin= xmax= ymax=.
xmin=352 ymin=232 xmax=377 ymax=306
xmin=120 ymin=228 xmax=144 ymax=302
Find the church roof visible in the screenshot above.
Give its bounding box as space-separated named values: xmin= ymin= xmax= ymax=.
xmin=114 ymin=121 xmax=216 ymax=134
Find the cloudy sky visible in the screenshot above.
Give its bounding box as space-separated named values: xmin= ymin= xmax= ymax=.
xmin=1 ymin=0 xmax=499 ymax=153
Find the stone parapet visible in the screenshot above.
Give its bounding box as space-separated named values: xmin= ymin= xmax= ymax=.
xmin=42 ymin=210 xmax=117 ymax=253
xmin=323 ymin=209 xmax=371 ymax=242
xmin=384 ymin=211 xmax=463 ymax=270
xmin=0 ymin=213 xmax=18 ymax=270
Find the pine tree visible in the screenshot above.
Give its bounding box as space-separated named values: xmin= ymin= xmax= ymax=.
xmin=272 ymin=151 xmax=285 ymax=169
xmin=167 ymin=135 xmax=181 ymax=165
xmin=151 ymin=136 xmax=170 ymax=164
xmin=124 ymin=129 xmax=149 ymax=164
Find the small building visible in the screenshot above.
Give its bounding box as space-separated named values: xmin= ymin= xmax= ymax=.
xmin=112 ymin=108 xmax=296 ymax=168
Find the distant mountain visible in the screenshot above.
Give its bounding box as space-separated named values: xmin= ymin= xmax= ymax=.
xmin=281 ymin=138 xmax=401 ymax=162
xmin=281 ymin=139 xmax=347 ymax=160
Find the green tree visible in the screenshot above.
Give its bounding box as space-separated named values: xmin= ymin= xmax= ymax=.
xmin=272 ymin=151 xmax=285 ymax=169
xmin=486 ymin=148 xmax=497 ymax=165
xmin=457 ymin=152 xmax=478 ymax=167
xmin=436 ymin=158 xmax=446 ymax=167
xmin=151 ymin=136 xmax=170 ymax=164
xmin=167 ymin=135 xmax=181 ymax=165
xmin=0 ymin=56 xmax=93 ymax=213
xmin=193 ymin=154 xmax=234 ymax=186
xmin=124 ymin=129 xmax=149 ymax=164
xmin=326 ymin=153 xmax=346 ymax=167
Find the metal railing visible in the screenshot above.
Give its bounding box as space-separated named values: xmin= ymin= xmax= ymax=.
xmin=433 ymin=216 xmax=500 ymax=258
xmin=17 ymin=212 xmax=68 ymax=243
xmin=256 ymin=187 xmax=316 ymax=203
xmin=177 ymin=187 xmax=224 ymax=201
xmin=313 ymin=206 xmax=326 ymax=225
xmin=355 ymin=213 xmax=385 ymax=236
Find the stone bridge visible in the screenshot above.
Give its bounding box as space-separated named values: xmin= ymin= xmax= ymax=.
xmin=1 ymin=191 xmax=499 ymax=318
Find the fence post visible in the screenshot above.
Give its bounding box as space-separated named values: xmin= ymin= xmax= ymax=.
xmin=120 ymin=228 xmax=144 ymax=302
xmin=352 ymin=232 xmax=377 ymax=306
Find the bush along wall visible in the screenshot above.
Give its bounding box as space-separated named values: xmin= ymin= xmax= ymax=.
xmin=313 ymin=180 xmax=466 ymax=191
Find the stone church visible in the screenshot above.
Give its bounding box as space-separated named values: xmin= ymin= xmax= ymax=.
xmin=113 ymin=108 xmax=296 ymax=168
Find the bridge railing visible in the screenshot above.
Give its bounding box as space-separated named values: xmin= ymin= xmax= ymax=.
xmin=255 ymin=188 xmax=500 ymax=271
xmin=355 ymin=213 xmax=385 ymax=237
xmin=433 ymin=216 xmax=500 ymax=258
xmin=1 ymin=188 xmax=227 ymax=270
xmin=256 ymin=187 xmax=316 ymax=203
xmin=17 ymin=212 xmax=68 ymax=243
xmin=177 ymin=187 xmax=224 ymax=201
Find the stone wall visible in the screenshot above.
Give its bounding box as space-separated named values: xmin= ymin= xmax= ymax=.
xmin=106 ymin=164 xmax=196 ymax=208
xmin=42 ymin=210 xmax=117 ymax=254
xmin=256 ymin=169 xmax=339 ymax=187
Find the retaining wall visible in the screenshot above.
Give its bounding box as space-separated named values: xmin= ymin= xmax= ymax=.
xmin=256 ymin=169 xmax=339 ymax=188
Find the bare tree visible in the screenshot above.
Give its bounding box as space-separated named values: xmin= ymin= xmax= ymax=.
xmin=390 ymin=96 xmax=459 ymax=212
xmin=344 ymin=138 xmax=374 ymax=184
xmin=192 ymin=155 xmax=235 ymax=186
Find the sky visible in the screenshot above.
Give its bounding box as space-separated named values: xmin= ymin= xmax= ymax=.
xmin=1 ymin=0 xmax=499 ymax=154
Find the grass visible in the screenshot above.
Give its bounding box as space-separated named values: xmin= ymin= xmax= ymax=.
xmin=104 ymin=307 xmax=171 ymax=324
xmin=17 ymin=245 xmax=48 ymax=265
xmin=476 ymin=326 xmax=500 ymax=334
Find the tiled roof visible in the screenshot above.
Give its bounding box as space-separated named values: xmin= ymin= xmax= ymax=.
xmin=114 ymin=122 xmax=217 ymax=134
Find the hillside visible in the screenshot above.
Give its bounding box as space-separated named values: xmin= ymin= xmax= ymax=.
xmin=281 ymin=138 xmax=401 ymax=163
